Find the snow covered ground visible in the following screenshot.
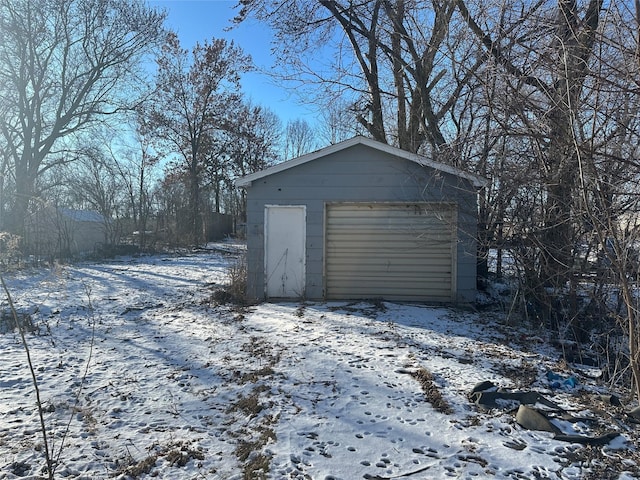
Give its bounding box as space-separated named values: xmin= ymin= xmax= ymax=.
xmin=0 ymin=244 xmax=638 ymax=480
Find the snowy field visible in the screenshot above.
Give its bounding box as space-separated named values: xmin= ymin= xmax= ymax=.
xmin=0 ymin=243 xmax=638 ymax=480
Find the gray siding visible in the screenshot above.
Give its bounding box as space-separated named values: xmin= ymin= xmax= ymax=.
xmin=244 ymin=142 xmax=479 ymax=303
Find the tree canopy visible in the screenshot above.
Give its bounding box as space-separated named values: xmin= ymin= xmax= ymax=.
xmin=0 ymin=0 xmax=166 ymax=234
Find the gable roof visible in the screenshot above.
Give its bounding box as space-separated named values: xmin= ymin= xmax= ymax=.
xmin=27 ymin=204 xmax=107 ymax=224
xmin=59 ymin=208 xmax=106 ymax=223
xmin=235 ymin=136 xmax=487 ymax=188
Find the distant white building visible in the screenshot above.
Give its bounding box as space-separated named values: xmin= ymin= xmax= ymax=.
xmin=25 ymin=205 xmax=107 ymax=258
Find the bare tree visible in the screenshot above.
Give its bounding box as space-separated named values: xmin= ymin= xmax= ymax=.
xmin=0 ymin=0 xmax=165 ymax=235
xmin=212 ymin=102 xmax=282 ymax=221
xmin=284 ymin=118 xmax=317 ymax=159
xmin=147 ymin=32 xmax=250 ymax=245
xmin=318 ymin=98 xmax=365 ymax=145
xmin=112 ymin=115 xmax=160 ymax=250
xmin=455 ymin=0 xmax=640 ymax=400
xmin=457 ymin=0 xmax=605 ymax=291
xmin=575 ymin=1 xmax=640 ymax=401
xmin=576 ymin=87 xmax=640 ymax=401
xmin=235 ymin=0 xmax=478 ymax=154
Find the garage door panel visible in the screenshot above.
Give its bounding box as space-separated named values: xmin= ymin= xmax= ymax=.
xmin=327 ymin=233 xmax=452 ymax=246
xmin=329 ymin=259 xmax=451 ymax=276
xmin=328 ymin=217 xmax=454 ymax=228
xmin=327 ymin=236 xmax=453 ymax=249
xmin=327 ymin=283 xmax=453 ymax=300
xmin=328 ymin=268 xmax=452 ymax=280
xmin=327 ymin=250 xmax=451 ymax=269
xmin=327 ymin=246 xmax=451 ymax=259
xmin=334 ymin=272 xmax=450 ymax=284
xmin=325 ymin=203 xmax=456 ymax=302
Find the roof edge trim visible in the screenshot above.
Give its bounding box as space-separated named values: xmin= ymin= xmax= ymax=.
xmin=234 ymin=136 xmax=488 ymax=188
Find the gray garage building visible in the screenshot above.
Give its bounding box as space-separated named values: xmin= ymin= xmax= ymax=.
xmin=236 ymin=136 xmax=486 ymax=304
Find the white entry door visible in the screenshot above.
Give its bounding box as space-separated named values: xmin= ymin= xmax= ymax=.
xmin=265 ymin=205 xmax=306 ymax=298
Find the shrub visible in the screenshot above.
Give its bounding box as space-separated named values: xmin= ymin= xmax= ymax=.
xmin=0 ymin=232 xmax=22 ymax=270
xmin=211 ymin=254 xmax=247 ymax=305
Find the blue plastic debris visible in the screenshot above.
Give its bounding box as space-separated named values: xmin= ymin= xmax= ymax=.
xmin=546 ymin=370 xmax=578 ymax=389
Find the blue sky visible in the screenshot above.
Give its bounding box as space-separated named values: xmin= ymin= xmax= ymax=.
xmin=148 ymin=0 xmax=318 ymax=126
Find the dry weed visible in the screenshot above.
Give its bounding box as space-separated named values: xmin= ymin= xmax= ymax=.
xmin=411 ymin=367 xmax=454 ymax=415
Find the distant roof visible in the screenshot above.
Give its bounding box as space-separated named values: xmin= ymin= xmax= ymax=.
xmin=235 ymin=136 xmax=488 ymax=189
xmin=59 ymin=208 xmax=105 ymax=223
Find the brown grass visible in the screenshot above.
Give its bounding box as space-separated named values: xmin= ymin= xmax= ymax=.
xmin=236 ymin=426 xmax=276 ymax=480
xmin=229 ymin=392 xmax=263 ymax=416
xmin=121 ymin=455 xmax=157 ymax=478
xmin=210 ymin=254 xmax=248 ymax=306
xmin=411 ymin=367 xmax=454 ymax=415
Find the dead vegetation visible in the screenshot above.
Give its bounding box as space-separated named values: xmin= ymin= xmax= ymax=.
xmin=411 ymin=367 xmax=454 ymax=415
xmin=116 ymin=440 xmax=205 ymax=478
xmin=224 ymin=335 xmax=282 ymax=479
xmin=496 ymin=359 xmax=539 ymax=389
xmin=227 ymin=389 xmax=264 ymax=417
xmin=120 ymin=454 xmax=157 ymax=478
xmin=211 ymin=254 xmax=247 ymax=306
xmin=236 ymin=423 xmax=277 ymax=480
xmin=0 ymin=309 xmax=37 ymax=334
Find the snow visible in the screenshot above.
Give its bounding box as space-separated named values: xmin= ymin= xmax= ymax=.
xmin=0 ymin=244 xmax=637 ymax=479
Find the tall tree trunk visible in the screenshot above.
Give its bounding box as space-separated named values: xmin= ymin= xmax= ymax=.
xmin=540 ymin=0 xmax=602 ymax=288
xmin=320 ymin=0 xmax=387 ymax=143
xmin=189 ymin=165 xmax=201 ymax=245
xmin=11 ymin=151 xmax=36 ymax=236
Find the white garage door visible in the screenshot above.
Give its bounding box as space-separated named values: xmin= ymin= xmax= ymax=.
xmin=325 ymin=203 xmax=457 ymax=302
